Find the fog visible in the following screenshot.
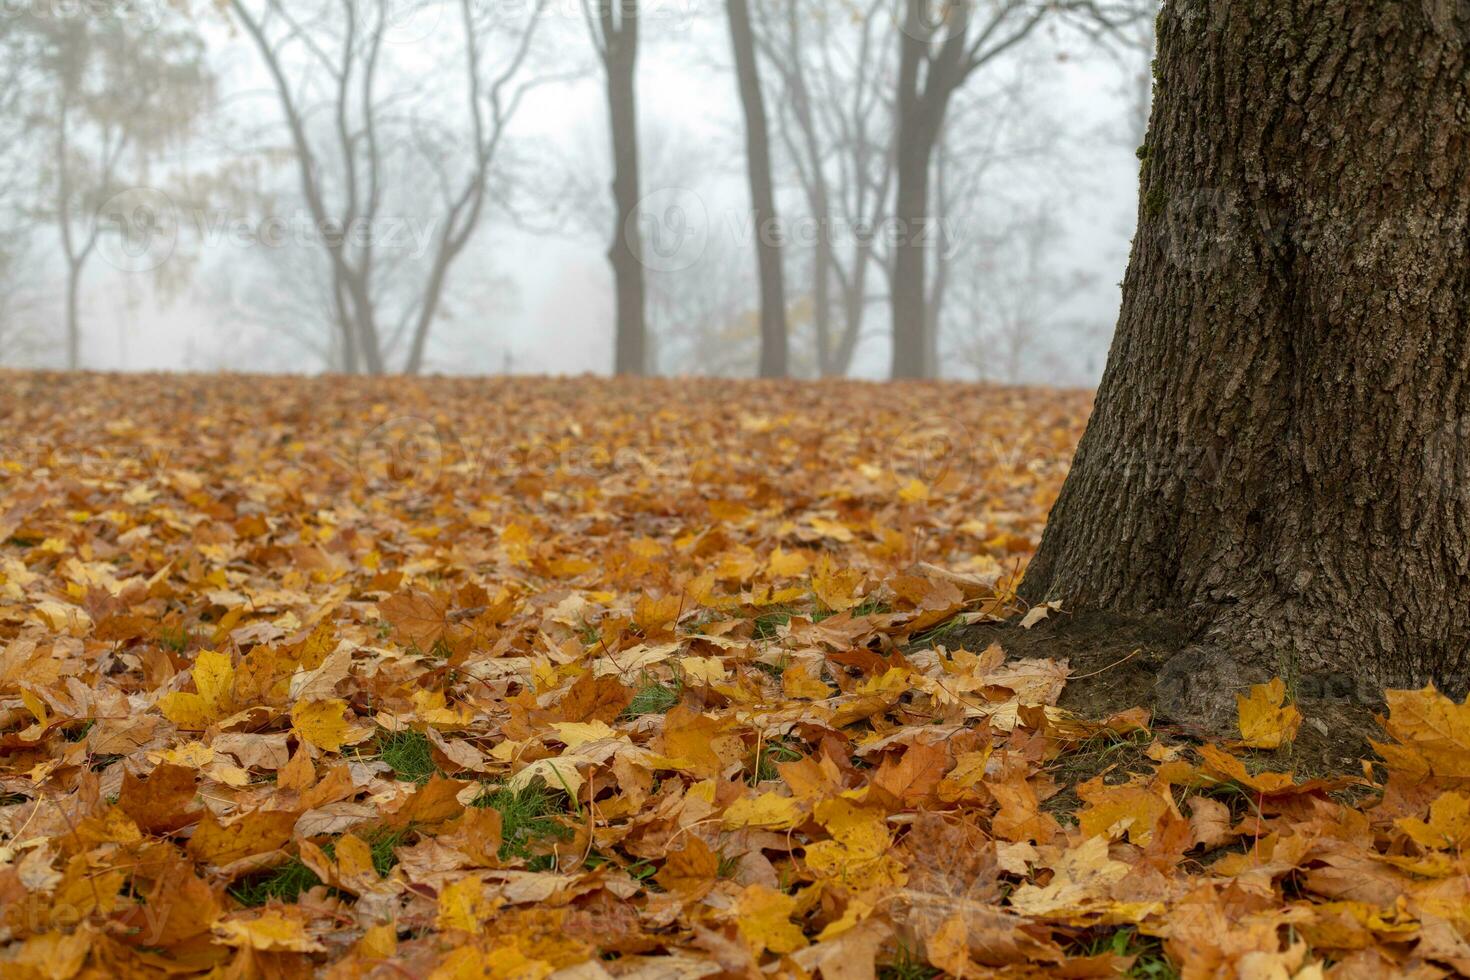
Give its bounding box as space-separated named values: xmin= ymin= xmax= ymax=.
xmin=0 ymin=0 xmax=1155 ymax=383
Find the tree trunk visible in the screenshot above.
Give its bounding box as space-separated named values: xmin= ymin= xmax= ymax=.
xmin=925 ymin=141 xmax=952 ymax=379
xmin=1021 ymin=0 xmax=1470 ymax=723
xmin=726 ymin=0 xmax=788 ymax=379
xmin=64 ymin=261 xmax=81 ymax=372
xmin=890 ymin=106 xmax=939 ymax=380
xmin=784 ymin=42 xmax=835 ymax=376
xmin=604 ymin=10 xmax=647 ymax=377
xmin=833 ymin=238 xmax=875 ymax=375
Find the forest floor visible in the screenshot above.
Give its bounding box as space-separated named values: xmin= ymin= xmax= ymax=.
xmin=0 ymin=372 xmax=1466 ymax=979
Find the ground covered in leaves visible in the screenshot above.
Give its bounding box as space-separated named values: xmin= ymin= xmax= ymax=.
xmin=1 ymin=373 xmax=1469 ymax=979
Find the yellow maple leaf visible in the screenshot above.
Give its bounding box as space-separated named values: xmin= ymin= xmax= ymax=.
xmin=732 ymin=884 xmax=808 ymax=954
xmin=549 ymin=720 xmax=621 ymax=749
xmin=1374 ymin=685 xmax=1470 ymax=783
xmin=679 ymin=655 xmax=728 ymax=686
xmin=811 ymin=554 xmax=864 ymax=612
xmin=1396 ymin=791 xmax=1470 ymax=849
xmin=291 ymin=698 xmax=352 ymax=752
xmin=32 ymin=599 xmax=93 ymax=637
xmin=436 ymin=877 xmax=492 ymax=933
xmin=804 ymin=797 xmax=906 ymax=893
xmin=722 ymin=791 xmax=805 ymax=830
xmin=768 ymin=547 xmax=809 ymax=577
xmin=926 ymin=913 xmax=973 ymax=977
xmin=1077 ymin=779 xmax=1173 ymax=845
xmin=782 ymin=662 xmax=832 ymax=700
xmin=333 ymin=833 xmax=379 ymax=882
xmin=897 ymin=477 xmax=929 ymax=503
xmin=1236 ymin=678 xmax=1302 ymax=749
xmin=187 ymin=809 xmax=296 ymax=866
xmin=157 ymin=650 xmax=235 ymax=730
xmin=1 ymin=932 xmax=90 ymax=980
xmin=215 ymin=910 xmax=325 ymax=952
xmin=508 ymin=755 xmax=586 ymax=798
xmin=1007 ymin=836 xmax=1130 ymax=918
xmin=430 ymin=945 xmax=555 ymax=980
xmin=356 ymin=922 xmax=398 ymax=960
xmin=412 ymin=688 xmax=476 ymax=729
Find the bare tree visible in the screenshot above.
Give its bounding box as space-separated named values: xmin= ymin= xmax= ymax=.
xmin=0 ymin=25 xmax=38 ymax=363
xmin=925 ymin=54 xmax=1065 ymax=377
xmin=949 ymin=205 xmax=1091 ymax=383
xmin=0 ymin=241 xmax=42 ymax=366
xmin=1111 ymin=1 xmax=1158 ymax=150
xmin=726 ymin=0 xmax=788 ymax=378
xmin=8 ymin=6 xmax=210 ymax=369
xmin=583 ymin=0 xmax=647 ymax=375
xmin=888 ymin=0 xmax=1143 ymax=379
xmin=756 ymin=0 xmax=895 ymax=376
xmin=228 ymin=0 xmax=547 ymax=374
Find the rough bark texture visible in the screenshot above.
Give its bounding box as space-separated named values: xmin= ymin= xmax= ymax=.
xmin=726 ymin=0 xmax=789 ymax=379
xmin=1021 ymin=0 xmax=1470 ymax=721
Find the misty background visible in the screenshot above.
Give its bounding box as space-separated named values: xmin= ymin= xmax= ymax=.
xmin=0 ymin=0 xmax=1156 ymax=383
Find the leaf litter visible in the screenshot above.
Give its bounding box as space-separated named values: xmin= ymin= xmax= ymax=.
xmin=0 ymin=374 xmax=1467 ymax=978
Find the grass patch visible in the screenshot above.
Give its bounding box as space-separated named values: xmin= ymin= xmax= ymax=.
xmin=227 ymin=827 xmax=408 ymax=907
xmin=814 ymin=598 xmax=890 ymax=622
xmin=1042 ymin=730 xmax=1157 ymax=824
xmin=62 ymin=720 xmax=94 ymax=742
xmin=376 ymin=729 xmax=438 ymax=783
xmin=1074 ymin=928 xmax=1178 ymax=979
xmin=751 ymin=739 xmax=803 ymax=783
xmin=752 ymin=599 xmax=889 ymax=643
xmin=753 ymin=606 xmax=798 ymax=640
xmin=366 ymin=827 xmax=408 ymax=875
xmin=158 ymin=625 xmax=193 ymax=652
xmin=228 ymin=857 xmax=321 ymax=906
xmin=878 ymin=942 xmax=938 ymax=980
xmin=471 ymin=780 xmax=573 ymax=861
xmin=622 ymin=674 xmax=682 ymax=719
xmin=908 ymin=615 xmax=966 ymax=649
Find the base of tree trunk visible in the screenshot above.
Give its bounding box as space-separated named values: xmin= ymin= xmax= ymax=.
xmin=1016 ymin=1 xmax=1470 ymax=716
xmin=940 ymin=611 xmax=1376 ymax=768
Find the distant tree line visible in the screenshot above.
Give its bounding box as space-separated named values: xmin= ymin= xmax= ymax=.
xmin=0 ymin=0 xmax=1156 ymax=379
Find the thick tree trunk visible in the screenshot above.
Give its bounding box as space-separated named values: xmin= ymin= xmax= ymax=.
xmin=604 ymin=12 xmax=647 ymax=377
xmin=726 ymin=0 xmax=788 ymax=379
xmin=1021 ymin=0 xmax=1470 ymax=721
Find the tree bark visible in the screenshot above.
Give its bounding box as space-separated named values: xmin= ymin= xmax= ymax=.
xmin=602 ymin=1 xmax=647 ymax=376
xmin=726 ymin=0 xmax=789 ymax=379
xmin=1021 ymin=0 xmax=1470 ymax=721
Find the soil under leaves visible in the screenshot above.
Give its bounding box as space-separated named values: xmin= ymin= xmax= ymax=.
xmin=1 ymin=373 xmax=1467 ymax=979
